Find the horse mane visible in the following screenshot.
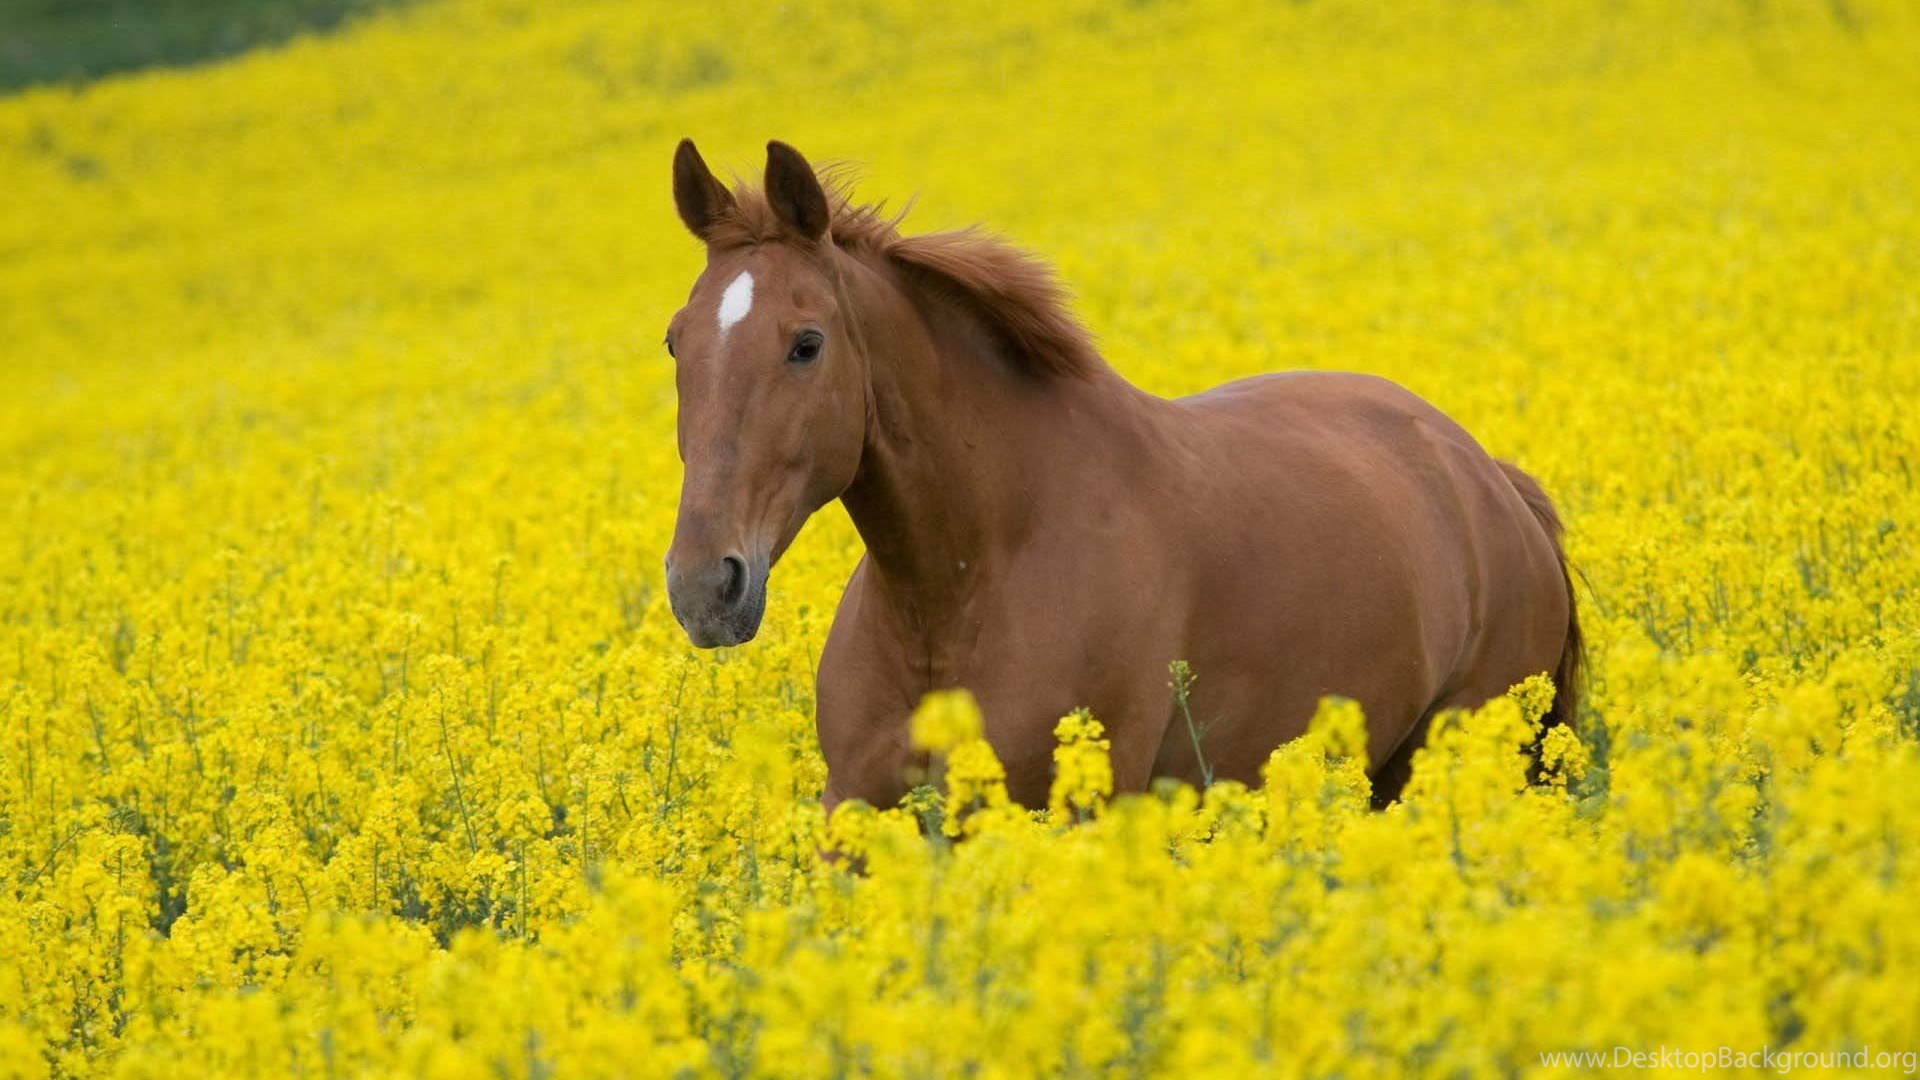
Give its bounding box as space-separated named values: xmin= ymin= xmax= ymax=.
xmin=703 ymin=170 xmax=1104 ymax=381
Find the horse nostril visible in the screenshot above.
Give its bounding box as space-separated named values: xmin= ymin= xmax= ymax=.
xmin=719 ymin=555 xmax=748 ymax=608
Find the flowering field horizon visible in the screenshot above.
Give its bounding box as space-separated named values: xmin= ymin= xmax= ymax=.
xmin=4 ymin=0 xmax=1920 ymax=1076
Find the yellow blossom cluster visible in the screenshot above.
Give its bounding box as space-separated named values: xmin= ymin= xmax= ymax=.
xmin=1049 ymin=710 xmax=1113 ymax=822
xmin=3 ymin=0 xmax=1920 ymax=1075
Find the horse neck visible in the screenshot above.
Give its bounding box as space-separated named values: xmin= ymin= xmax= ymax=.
xmin=834 ymin=249 xmax=1144 ymax=631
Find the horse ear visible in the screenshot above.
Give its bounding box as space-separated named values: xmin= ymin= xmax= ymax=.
xmin=765 ymin=140 xmax=831 ymax=241
xmin=673 ymin=138 xmax=734 ymax=241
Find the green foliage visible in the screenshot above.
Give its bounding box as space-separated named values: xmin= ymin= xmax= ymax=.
xmin=0 ymin=0 xmax=398 ymax=91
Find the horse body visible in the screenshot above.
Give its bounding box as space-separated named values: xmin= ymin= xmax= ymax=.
xmin=662 ymin=140 xmax=1579 ymax=812
xmin=817 ymin=334 xmax=1567 ymax=811
xmin=1155 ymin=372 xmax=1572 ymax=801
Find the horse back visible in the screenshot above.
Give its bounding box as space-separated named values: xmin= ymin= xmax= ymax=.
xmin=1162 ymin=370 xmax=1567 ymax=770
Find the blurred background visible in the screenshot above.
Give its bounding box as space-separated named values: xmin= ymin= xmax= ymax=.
xmin=1 ymin=0 xmax=395 ymax=90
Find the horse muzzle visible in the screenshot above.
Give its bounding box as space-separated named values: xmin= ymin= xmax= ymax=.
xmin=665 ymin=550 xmax=768 ymax=648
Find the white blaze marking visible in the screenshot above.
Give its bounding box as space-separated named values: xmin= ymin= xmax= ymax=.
xmin=716 ymin=271 xmax=754 ymax=339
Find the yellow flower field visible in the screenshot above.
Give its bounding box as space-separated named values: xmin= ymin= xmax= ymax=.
xmin=4 ymin=0 xmax=1920 ymax=1075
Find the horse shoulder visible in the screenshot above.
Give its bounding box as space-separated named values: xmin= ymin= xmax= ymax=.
xmin=815 ymin=558 xmax=919 ymax=810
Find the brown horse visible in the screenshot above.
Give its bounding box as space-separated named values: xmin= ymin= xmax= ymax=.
xmin=662 ymin=139 xmax=1581 ymax=811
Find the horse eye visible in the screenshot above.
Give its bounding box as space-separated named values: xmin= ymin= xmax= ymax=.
xmin=788 ymin=331 xmax=824 ymax=365
xmin=663 ymin=333 xmax=676 ymax=359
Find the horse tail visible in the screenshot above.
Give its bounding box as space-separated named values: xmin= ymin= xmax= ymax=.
xmin=1498 ymin=460 xmax=1584 ymax=744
